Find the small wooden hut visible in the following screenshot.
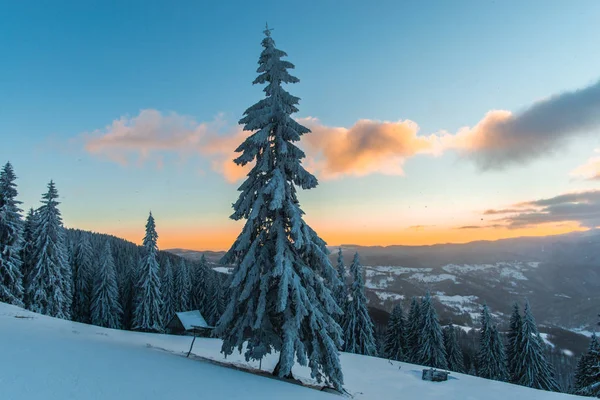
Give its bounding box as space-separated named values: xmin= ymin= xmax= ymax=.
xmin=165 ymin=310 xmax=213 ymax=336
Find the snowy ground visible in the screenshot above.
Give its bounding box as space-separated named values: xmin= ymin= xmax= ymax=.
xmin=0 ymin=302 xmax=585 ymax=399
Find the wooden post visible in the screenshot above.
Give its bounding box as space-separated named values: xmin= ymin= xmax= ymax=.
xmin=187 ymin=328 xmax=197 ymax=358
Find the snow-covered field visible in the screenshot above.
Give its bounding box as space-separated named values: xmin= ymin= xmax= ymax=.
xmin=0 ymin=302 xmax=585 ymax=399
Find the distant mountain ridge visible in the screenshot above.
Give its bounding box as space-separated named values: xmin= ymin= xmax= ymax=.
xmin=167 ymin=229 xmax=600 ymax=334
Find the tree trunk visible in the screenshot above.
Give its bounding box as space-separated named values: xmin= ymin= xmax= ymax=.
xmin=273 ymin=357 xmax=294 ymax=380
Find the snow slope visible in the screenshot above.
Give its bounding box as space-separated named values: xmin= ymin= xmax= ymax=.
xmin=0 ymin=302 xmax=585 ymax=399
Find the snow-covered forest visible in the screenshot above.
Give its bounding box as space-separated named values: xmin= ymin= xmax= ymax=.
xmin=1 ymin=25 xmax=599 ymax=399
xmin=0 ymin=163 xmax=225 ymax=333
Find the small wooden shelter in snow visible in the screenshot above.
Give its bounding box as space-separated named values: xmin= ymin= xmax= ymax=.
xmin=165 ymin=310 xmax=213 ymax=336
xmin=422 ymin=368 xmax=449 ymax=382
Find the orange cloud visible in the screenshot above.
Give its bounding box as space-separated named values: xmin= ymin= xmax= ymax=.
xmin=83 ymin=109 xmax=250 ymax=182
xmin=570 ymin=150 xmax=600 ymax=181
xmin=300 ymin=117 xmax=443 ymax=179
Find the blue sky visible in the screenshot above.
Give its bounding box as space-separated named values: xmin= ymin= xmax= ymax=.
xmin=2 ymin=1 xmax=600 ymax=249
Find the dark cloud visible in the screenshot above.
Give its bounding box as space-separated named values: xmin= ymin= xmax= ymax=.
xmin=407 ymin=225 xmax=436 ymax=230
xmin=458 ymin=79 xmax=600 ymax=169
xmin=483 ymin=208 xmax=537 ymax=215
xmin=494 ymin=190 xmax=600 ymax=228
xmin=455 ymin=224 xmax=503 ymax=230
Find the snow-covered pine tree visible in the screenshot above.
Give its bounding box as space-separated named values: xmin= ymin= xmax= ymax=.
xmin=507 ymin=302 xmax=523 ymax=382
xmin=574 ymin=333 xmax=600 ymax=396
xmin=490 ymin=324 xmax=508 ymax=381
xmin=119 ymin=252 xmax=138 ymax=330
xmin=190 ymin=254 xmax=207 ymax=314
xmin=27 ymin=181 xmax=72 ymax=319
xmin=416 ymin=292 xmax=447 ymax=369
xmin=384 ymin=303 xmax=408 ymax=361
xmin=406 ymin=296 xmax=422 ymax=362
xmin=160 ymin=258 xmax=176 ymax=328
xmin=207 ymin=272 xmax=224 ymax=326
xmin=477 ymin=304 xmax=507 ymax=380
xmin=477 ymin=304 xmax=493 ymax=378
xmin=72 ymin=235 xmax=94 ymax=323
xmin=174 ymin=258 xmax=191 ymax=312
xmin=20 ymin=208 xmax=36 ymax=307
xmin=213 ymin=26 xmax=344 ymax=390
xmin=513 ymin=300 xmax=560 ymax=391
xmin=343 ymin=252 xmax=377 ymax=356
xmin=444 ymin=324 xmax=465 ymax=373
xmin=133 ymin=212 xmax=163 ymax=332
xmin=0 ymin=162 xmax=24 ymax=306
xmin=90 ymin=241 xmax=122 ymax=329
xmin=335 ymin=247 xmax=348 ymax=327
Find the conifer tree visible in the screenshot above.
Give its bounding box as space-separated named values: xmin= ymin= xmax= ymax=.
xmin=160 ymin=258 xmax=176 ymax=327
xmin=0 ymin=162 xmax=24 ymax=306
xmin=416 ymin=292 xmax=447 ymax=369
xmin=507 ymin=302 xmax=523 ymax=382
xmin=384 ymin=303 xmax=408 ymax=361
xmin=20 ymin=208 xmax=36 ymax=307
xmin=91 ymin=241 xmax=122 ymax=329
xmin=444 ymin=324 xmax=465 ymax=373
xmin=27 ymin=181 xmax=72 ymax=319
xmin=490 ymin=325 xmax=508 ymax=380
xmin=119 ymin=252 xmax=138 ymax=329
xmin=574 ymin=333 xmax=600 ymax=396
xmin=335 ymin=247 xmax=348 ymax=327
xmin=513 ymin=300 xmax=560 ymax=391
xmin=207 ymin=272 xmax=224 ymax=326
xmin=174 ymin=258 xmax=191 ymax=312
xmin=133 ymin=212 xmax=163 ymax=332
xmin=477 ymin=305 xmax=507 ymax=380
xmin=213 ymin=26 xmax=343 ymax=389
xmin=72 ymin=235 xmax=94 ymax=323
xmin=406 ymin=296 xmax=422 ymax=362
xmin=343 ymin=252 xmax=377 ymax=356
xmin=190 ymin=254 xmax=207 ymax=314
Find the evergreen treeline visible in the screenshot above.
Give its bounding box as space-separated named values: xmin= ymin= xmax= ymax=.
xmin=380 ymin=294 xmax=564 ymax=392
xmin=0 ymin=161 xmax=224 ymax=333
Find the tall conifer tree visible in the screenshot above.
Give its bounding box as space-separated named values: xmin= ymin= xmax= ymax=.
xmin=406 ymin=296 xmax=422 ymax=363
xmin=174 ymin=258 xmax=191 ymax=312
xmin=507 ymin=302 xmax=523 ymax=382
xmin=343 ymin=252 xmax=377 ymax=356
xmin=72 ymin=235 xmax=94 ymax=323
xmin=27 ymin=181 xmax=71 ymax=319
xmin=214 ymin=26 xmax=343 ymax=389
xmin=477 ymin=305 xmax=507 ymax=380
xmin=490 ymin=325 xmax=508 ymax=381
xmin=384 ymin=303 xmax=408 ymax=361
xmin=160 ymin=258 xmax=176 ymax=327
xmin=416 ymin=292 xmax=447 ymax=369
xmin=444 ymin=324 xmax=465 ymax=373
xmin=133 ymin=212 xmax=163 ymax=332
xmin=513 ymin=300 xmax=559 ymax=391
xmin=91 ymin=241 xmax=122 ymax=329
xmin=0 ymin=162 xmax=24 ymax=306
xmin=207 ymin=272 xmax=224 ymax=326
xmin=191 ymin=254 xmax=207 ymax=314
xmin=20 ymin=208 xmax=36 ymax=307
xmin=574 ymin=333 xmax=600 ymax=396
